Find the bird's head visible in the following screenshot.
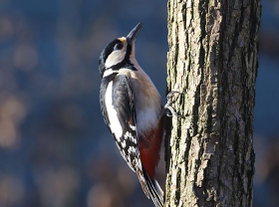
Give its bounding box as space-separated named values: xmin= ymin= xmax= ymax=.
xmin=99 ymin=22 xmax=142 ymax=78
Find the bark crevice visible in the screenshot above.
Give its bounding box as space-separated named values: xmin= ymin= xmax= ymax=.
xmin=165 ymin=0 xmax=261 ymax=206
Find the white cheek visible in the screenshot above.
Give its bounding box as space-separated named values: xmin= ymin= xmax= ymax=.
xmin=105 ymin=50 xmax=126 ymax=68
xmin=105 ymin=81 xmax=123 ymax=141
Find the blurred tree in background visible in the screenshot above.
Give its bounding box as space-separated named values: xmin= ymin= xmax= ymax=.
xmin=0 ymin=0 xmax=278 ymax=207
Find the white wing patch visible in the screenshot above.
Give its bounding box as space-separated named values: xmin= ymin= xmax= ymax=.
xmin=105 ymin=81 xmax=123 ymax=141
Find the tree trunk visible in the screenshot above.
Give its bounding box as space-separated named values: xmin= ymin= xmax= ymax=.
xmin=165 ymin=0 xmax=261 ymax=206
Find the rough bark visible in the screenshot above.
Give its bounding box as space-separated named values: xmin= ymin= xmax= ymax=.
xmin=165 ymin=0 xmax=261 ymax=206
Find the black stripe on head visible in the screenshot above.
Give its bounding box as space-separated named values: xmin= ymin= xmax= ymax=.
xmin=99 ymin=39 xmax=122 ymax=76
xmin=110 ymin=44 xmax=137 ymax=71
xmin=99 ymin=39 xmax=137 ymax=77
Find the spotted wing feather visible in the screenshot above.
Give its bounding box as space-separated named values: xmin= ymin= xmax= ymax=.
xmin=110 ymin=75 xmax=140 ymax=171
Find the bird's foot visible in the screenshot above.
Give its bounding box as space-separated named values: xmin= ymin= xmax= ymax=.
xmin=163 ymin=91 xmax=181 ymax=118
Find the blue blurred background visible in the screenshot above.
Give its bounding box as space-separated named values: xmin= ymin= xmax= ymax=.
xmin=0 ymin=0 xmax=278 ymax=207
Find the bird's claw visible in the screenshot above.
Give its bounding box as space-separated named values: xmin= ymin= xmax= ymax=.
xmin=163 ymin=91 xmax=181 ymax=118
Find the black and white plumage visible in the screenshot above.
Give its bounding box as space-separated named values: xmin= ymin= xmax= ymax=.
xmin=99 ymin=23 xmax=164 ymax=207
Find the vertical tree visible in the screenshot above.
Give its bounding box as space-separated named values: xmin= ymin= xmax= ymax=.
xmin=165 ymin=0 xmax=261 ymax=206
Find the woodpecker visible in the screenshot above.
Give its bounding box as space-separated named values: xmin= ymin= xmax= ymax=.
xmin=99 ymin=23 xmax=164 ymax=207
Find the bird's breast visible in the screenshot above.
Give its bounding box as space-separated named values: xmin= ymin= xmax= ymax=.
xmin=118 ymin=68 xmax=162 ymax=136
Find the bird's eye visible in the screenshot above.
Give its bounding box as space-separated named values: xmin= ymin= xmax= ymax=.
xmin=114 ymin=43 xmax=123 ymax=50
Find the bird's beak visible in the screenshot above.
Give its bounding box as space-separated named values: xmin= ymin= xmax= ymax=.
xmin=127 ymin=22 xmax=142 ymax=44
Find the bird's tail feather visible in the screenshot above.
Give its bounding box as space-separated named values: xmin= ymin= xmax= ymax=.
xmin=143 ymin=170 xmax=164 ymax=207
